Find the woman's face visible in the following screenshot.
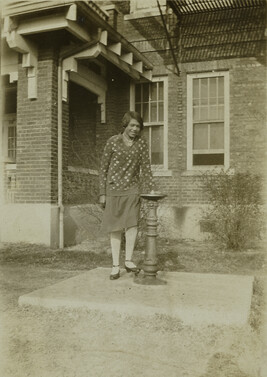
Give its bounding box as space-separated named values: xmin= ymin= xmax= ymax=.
xmin=124 ymin=118 xmax=141 ymax=139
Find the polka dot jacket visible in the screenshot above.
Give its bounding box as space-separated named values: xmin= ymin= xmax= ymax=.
xmin=99 ymin=134 xmax=154 ymax=196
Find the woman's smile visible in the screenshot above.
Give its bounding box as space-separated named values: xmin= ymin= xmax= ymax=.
xmin=124 ymin=118 xmax=141 ymax=140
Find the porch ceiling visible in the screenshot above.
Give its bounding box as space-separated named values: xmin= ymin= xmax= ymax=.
xmin=168 ymin=0 xmax=266 ymax=15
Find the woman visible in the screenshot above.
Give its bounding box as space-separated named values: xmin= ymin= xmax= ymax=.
xmin=99 ymin=111 xmax=153 ymax=280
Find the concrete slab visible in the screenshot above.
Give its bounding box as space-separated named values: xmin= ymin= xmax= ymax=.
xmin=18 ymin=268 xmax=254 ymax=326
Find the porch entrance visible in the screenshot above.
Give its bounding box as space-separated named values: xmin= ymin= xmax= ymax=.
xmin=63 ymin=82 xmax=102 ymax=246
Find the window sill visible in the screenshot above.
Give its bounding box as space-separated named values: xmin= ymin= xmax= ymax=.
xmin=152 ymin=168 xmax=172 ymax=177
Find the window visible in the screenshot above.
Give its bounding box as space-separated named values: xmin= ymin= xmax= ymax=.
xmin=187 ymin=71 xmax=229 ymax=170
xmin=133 ymin=77 xmax=168 ymax=168
xmin=129 ymin=0 xmax=166 ymax=14
xmin=8 ymin=124 xmax=16 ymax=160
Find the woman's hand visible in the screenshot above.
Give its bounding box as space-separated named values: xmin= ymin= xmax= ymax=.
xmin=99 ymin=195 xmax=106 ymax=209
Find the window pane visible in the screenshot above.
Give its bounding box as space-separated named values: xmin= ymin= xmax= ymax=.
xmin=218 ymin=76 xmax=224 ymax=97
xmin=8 ymin=138 xmax=15 ymax=149
xmin=218 ymin=96 xmax=224 ymax=105
xmin=209 ymin=77 xmax=217 ymax=98
xmin=193 ymin=79 xmax=199 ymax=98
xmin=209 ymin=105 xmax=217 ymax=120
xmin=200 ymin=98 xmax=208 ymax=106
xmin=193 ymin=107 xmax=199 ymax=121
xmin=200 ymin=78 xmax=208 ymax=99
xmin=8 ymin=149 xmax=16 ymax=159
xmin=8 ymin=125 xmax=16 ymax=160
xmin=150 ymin=102 xmax=157 ymax=122
xmin=158 ymin=82 xmax=163 ymax=100
xmin=193 ymin=123 xmax=208 ymax=149
xmin=210 ymin=97 xmax=217 ymax=105
xmin=210 ymin=123 xmax=224 ymax=149
xmin=200 ymin=106 xmax=208 ymax=120
xmin=151 ymin=126 xmax=163 ymax=165
xmin=158 ymin=102 xmax=164 ymax=121
xmin=151 ymin=82 xmax=157 ymax=101
xmin=143 ymin=103 xmax=149 ymax=122
xmin=218 ymin=105 xmax=224 ymax=120
xmin=135 ymin=85 xmax=141 ymax=102
xmin=143 ymin=83 xmax=149 ymax=102
xmin=143 ymin=126 xmax=149 ymax=144
xmin=193 ymin=153 xmax=224 ymax=166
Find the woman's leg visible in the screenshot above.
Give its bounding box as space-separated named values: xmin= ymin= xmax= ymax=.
xmin=125 ymin=226 xmax=138 ymax=268
xmin=110 ymin=231 xmax=122 ymax=274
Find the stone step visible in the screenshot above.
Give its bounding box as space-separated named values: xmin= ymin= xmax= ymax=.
xmin=18 ymin=268 xmax=254 ymax=326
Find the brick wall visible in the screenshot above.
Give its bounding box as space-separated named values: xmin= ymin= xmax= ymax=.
xmin=120 ymin=6 xmax=266 ymax=207
xmin=16 ymin=47 xmax=58 ymax=203
xmin=152 ymin=57 xmax=266 ymax=207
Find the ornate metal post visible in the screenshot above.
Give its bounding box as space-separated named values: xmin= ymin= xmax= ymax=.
xmin=135 ymin=191 xmax=167 ymax=285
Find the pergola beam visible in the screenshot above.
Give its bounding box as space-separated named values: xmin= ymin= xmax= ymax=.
xmin=168 ymin=0 xmax=266 ymax=15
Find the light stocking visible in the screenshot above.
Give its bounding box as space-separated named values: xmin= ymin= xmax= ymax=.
xmin=125 ymin=226 xmax=138 ymax=267
xmin=110 ymin=231 xmax=122 ymax=273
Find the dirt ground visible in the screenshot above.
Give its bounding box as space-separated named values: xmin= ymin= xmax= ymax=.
xmin=0 ymin=240 xmax=266 ymax=377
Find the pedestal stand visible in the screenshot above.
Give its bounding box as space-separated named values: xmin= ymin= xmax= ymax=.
xmin=134 ymin=192 xmax=167 ymax=285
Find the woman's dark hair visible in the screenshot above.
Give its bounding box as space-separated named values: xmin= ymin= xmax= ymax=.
xmin=121 ymin=111 xmax=144 ymax=131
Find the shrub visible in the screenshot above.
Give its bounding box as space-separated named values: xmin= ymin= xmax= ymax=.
xmin=201 ymin=170 xmax=264 ymax=250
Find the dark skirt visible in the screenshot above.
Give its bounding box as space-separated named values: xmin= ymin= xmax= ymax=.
xmin=101 ymin=194 xmax=140 ymax=233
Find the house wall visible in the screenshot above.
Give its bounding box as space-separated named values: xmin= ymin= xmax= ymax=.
xmin=119 ymin=4 xmax=266 ymax=240
xmin=1 ymin=2 xmax=266 ymax=246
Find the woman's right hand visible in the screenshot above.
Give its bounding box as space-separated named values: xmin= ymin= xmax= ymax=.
xmin=99 ymin=195 xmax=106 ymax=209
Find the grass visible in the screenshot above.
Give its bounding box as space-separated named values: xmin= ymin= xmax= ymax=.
xmin=0 ymin=238 xmax=266 ymax=377
xmin=0 ymin=242 xmax=111 ymax=270
xmin=0 ymin=238 xmax=266 ymax=275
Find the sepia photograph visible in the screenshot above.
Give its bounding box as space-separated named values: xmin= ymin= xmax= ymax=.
xmin=0 ymin=0 xmax=266 ymax=376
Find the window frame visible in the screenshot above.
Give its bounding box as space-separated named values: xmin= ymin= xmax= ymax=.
xmin=130 ymin=76 xmax=169 ymax=171
xmin=187 ymin=71 xmax=230 ymax=171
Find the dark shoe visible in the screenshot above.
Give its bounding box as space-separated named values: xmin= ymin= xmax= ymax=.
xmin=125 ymin=260 xmax=140 ymax=274
xmin=110 ymin=265 xmax=120 ymax=280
